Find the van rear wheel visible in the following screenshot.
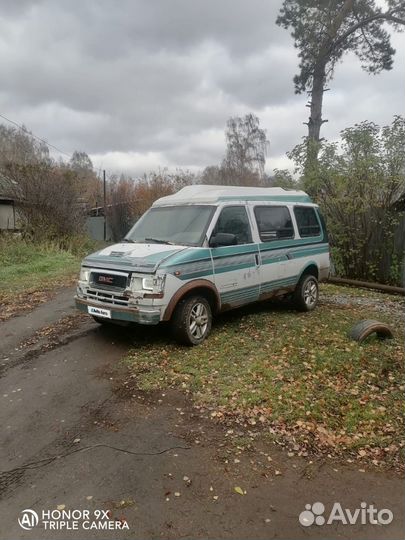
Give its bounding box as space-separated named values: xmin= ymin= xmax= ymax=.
xmin=294 ymin=275 xmax=319 ymax=311
xmin=171 ymin=295 xmax=212 ymax=346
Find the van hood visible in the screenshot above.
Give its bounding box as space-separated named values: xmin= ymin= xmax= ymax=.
xmin=82 ymin=242 xmax=189 ymax=273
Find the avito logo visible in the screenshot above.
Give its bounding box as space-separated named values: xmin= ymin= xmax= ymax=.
xmin=18 ymin=509 xmax=39 ymax=530
xmin=299 ymin=501 xmax=394 ymax=527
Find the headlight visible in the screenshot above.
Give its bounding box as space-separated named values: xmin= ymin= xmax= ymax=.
xmin=142 ymin=277 xmax=154 ymax=291
xmin=131 ymin=274 xmax=166 ymax=293
xmin=131 ymin=274 xmax=166 ymax=294
xmin=79 ymin=268 xmax=90 ymax=282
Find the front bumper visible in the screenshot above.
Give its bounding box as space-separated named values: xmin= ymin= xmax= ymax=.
xmin=75 ymin=296 xmax=161 ymax=325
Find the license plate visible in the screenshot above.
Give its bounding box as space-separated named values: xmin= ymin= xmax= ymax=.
xmin=88 ymin=306 xmax=111 ymax=318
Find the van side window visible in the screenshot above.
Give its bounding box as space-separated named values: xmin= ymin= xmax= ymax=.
xmin=254 ymin=206 xmax=294 ymax=242
xmin=294 ymin=207 xmax=321 ymax=237
xmin=213 ymin=206 xmax=253 ymax=245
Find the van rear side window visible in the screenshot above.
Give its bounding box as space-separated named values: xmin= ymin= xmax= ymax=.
xmin=254 ymin=206 xmax=294 ymax=242
xmin=294 ymin=206 xmax=321 ymax=237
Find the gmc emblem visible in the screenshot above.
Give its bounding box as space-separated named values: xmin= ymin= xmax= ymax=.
xmin=98 ymin=275 xmax=114 ymax=284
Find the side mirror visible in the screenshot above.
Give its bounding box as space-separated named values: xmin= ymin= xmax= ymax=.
xmin=209 ymin=232 xmax=237 ymax=247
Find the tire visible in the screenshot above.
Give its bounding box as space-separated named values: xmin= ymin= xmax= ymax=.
xmin=348 ymin=319 xmax=393 ymax=343
xmin=293 ymin=274 xmax=319 ymax=312
xmin=171 ymin=295 xmax=212 ymax=346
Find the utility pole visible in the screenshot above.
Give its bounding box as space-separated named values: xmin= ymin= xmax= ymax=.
xmin=103 ymin=169 xmax=106 ymax=241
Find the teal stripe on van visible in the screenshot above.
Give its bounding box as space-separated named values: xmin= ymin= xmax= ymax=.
xmin=260 ymin=245 xmax=329 ymax=267
xmin=220 ymin=284 xmax=260 ymax=303
xmin=213 ymin=251 xmax=256 ymax=275
xmin=260 ymin=276 xmax=298 ymax=293
xmin=211 ymin=244 xmax=259 ymax=257
xmin=162 ymin=248 xmax=212 ymax=268
xmin=289 ymin=246 xmax=329 ymax=258
xmin=178 ymin=268 xmax=214 ymax=280
xmin=258 ymin=238 xmax=326 ymax=252
xmin=165 ymin=242 xmax=329 ymax=280
xmin=220 ymin=276 xmax=298 ymax=306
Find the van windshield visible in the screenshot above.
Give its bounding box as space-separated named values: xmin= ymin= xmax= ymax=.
xmin=125 ymin=205 xmax=215 ymax=246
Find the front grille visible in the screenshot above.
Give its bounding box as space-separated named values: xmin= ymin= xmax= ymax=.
xmin=90 ymin=272 xmax=128 ymax=290
xmin=86 ymin=288 xmax=129 ymax=307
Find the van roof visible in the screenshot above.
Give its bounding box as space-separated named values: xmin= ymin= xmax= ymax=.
xmin=153 ymin=184 xmax=312 ymax=206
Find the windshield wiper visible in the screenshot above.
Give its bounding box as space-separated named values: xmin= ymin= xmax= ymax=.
xmin=145 ymin=237 xmax=173 ymax=245
xmin=122 ymin=238 xmax=135 ymax=243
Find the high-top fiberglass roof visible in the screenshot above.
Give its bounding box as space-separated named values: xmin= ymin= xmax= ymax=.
xmin=153 ymin=185 xmax=312 ymax=206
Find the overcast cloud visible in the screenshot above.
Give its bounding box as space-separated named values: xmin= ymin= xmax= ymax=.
xmin=0 ymin=0 xmax=403 ymax=176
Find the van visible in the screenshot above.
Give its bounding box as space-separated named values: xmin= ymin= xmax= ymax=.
xmin=75 ymin=185 xmax=330 ymax=345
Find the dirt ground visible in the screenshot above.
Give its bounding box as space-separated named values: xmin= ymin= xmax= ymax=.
xmin=0 ymin=286 xmax=404 ymax=540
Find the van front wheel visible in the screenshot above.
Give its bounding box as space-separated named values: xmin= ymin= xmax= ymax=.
xmin=294 ymin=275 xmax=319 ymax=311
xmin=172 ymin=295 xmax=212 ymax=346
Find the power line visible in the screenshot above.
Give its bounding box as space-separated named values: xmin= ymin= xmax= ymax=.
xmin=0 ymin=111 xmax=72 ymax=159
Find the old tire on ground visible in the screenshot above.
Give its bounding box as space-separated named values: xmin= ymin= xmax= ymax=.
xmin=293 ymin=274 xmax=319 ymax=312
xmin=171 ymin=295 xmax=212 ymax=346
xmin=348 ymin=319 xmax=393 ymax=343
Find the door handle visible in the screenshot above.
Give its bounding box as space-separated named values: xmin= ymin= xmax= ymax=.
xmin=255 ymin=253 xmax=260 ymax=266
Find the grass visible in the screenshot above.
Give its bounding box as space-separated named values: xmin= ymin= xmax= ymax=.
xmin=0 ymin=241 xmax=79 ymax=291
xmin=0 ymin=235 xmax=102 ymax=319
xmin=124 ymin=288 xmax=404 ymax=469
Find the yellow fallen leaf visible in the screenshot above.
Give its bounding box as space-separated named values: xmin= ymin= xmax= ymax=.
xmin=56 ymin=504 xmax=65 ymax=511
xmin=234 ymin=486 xmax=244 ymax=496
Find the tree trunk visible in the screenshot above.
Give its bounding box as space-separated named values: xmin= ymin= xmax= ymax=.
xmin=308 ymin=63 xmax=326 ymax=147
xmin=304 ymin=63 xmax=327 ymax=179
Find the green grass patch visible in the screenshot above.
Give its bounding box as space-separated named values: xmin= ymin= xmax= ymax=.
xmin=0 ymin=235 xmax=105 ymax=319
xmin=125 ymin=290 xmax=404 ymax=467
xmin=0 ymin=237 xmax=80 ymax=293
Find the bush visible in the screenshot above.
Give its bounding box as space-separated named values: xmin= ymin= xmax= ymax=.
xmin=289 ymin=117 xmax=405 ymax=285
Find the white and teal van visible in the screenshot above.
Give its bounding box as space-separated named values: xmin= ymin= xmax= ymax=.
xmin=75 ymin=185 xmax=330 ymax=345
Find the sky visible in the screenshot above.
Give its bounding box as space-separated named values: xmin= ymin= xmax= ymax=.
xmin=0 ymin=0 xmax=403 ymax=177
